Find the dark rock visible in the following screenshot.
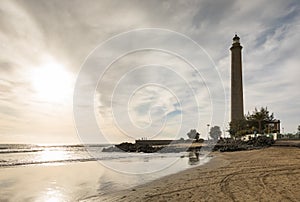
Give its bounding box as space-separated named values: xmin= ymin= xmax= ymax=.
xmin=214 ymin=136 xmax=275 ymax=152
xmin=103 ymin=142 xmax=164 ymax=153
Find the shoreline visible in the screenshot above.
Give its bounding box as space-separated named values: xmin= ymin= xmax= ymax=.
xmin=0 ymin=151 xmax=207 ymax=201
xmin=88 ymin=146 xmax=300 ymax=201
xmin=84 ymin=151 xmax=228 ymax=201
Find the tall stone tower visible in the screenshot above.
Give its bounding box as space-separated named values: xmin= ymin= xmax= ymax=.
xmin=230 ymin=34 xmax=244 ymax=121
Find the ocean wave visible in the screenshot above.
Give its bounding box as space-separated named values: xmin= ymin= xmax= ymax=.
xmin=0 ymin=152 xmax=187 ymax=168
xmin=0 ymin=157 xmax=97 ymax=167
xmin=0 ymin=149 xmax=43 ymax=154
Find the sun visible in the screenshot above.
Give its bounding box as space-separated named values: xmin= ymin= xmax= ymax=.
xmin=30 ymin=61 xmax=72 ymax=103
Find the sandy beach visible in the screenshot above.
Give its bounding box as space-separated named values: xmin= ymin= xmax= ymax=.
xmin=95 ymin=146 xmax=300 ymax=202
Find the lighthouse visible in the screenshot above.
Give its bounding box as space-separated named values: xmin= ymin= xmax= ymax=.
xmin=230 ymin=34 xmax=244 ymax=121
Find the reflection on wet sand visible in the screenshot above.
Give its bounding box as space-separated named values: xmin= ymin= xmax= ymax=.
xmin=188 ymin=151 xmax=200 ymax=165
xmin=39 ymin=188 xmax=64 ymax=202
xmin=0 ymin=153 xmax=211 ymax=201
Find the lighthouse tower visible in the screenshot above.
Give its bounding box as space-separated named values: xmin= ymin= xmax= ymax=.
xmin=230 ymin=34 xmax=244 ymax=121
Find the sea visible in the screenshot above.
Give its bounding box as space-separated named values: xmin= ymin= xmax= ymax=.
xmin=0 ymin=144 xmax=211 ymax=201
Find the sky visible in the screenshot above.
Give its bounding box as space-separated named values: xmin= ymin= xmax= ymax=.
xmin=0 ymin=0 xmax=299 ymax=144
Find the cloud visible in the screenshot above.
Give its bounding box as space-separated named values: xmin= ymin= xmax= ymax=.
xmin=0 ymin=0 xmax=299 ymax=143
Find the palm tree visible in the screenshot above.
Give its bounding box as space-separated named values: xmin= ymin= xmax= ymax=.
xmin=246 ymin=107 xmax=274 ymax=134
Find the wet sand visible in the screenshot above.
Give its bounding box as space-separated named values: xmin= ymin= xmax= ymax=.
xmin=95 ymin=147 xmax=300 ymax=202
xmin=0 ymin=153 xmax=204 ymax=201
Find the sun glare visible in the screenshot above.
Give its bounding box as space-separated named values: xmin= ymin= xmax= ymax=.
xmin=38 ymin=148 xmax=68 ymax=162
xmin=31 ymin=61 xmax=72 ymax=103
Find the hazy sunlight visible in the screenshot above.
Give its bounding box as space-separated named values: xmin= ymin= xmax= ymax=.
xmin=30 ymin=60 xmax=72 ymax=103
